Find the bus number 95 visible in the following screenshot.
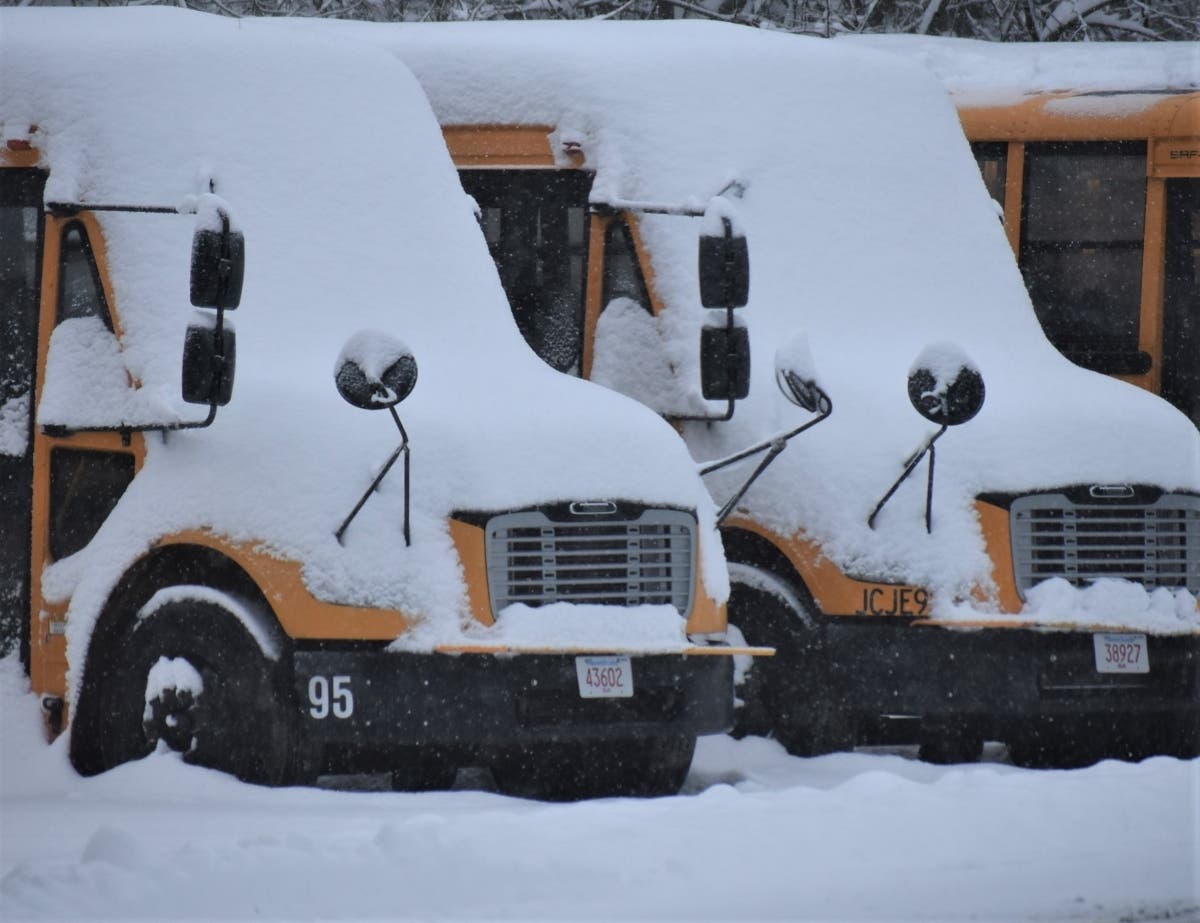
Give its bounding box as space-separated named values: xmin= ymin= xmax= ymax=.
xmin=308 ymin=675 xmax=354 ymax=719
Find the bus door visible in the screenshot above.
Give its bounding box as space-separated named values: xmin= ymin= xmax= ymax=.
xmin=1163 ymin=179 xmax=1199 ymax=425
xmin=1019 ymin=141 xmax=1152 ymax=382
xmin=27 ymin=211 xmax=140 ymax=701
xmin=0 ymin=168 xmax=45 ymax=664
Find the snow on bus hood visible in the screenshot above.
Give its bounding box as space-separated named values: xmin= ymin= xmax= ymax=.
xmin=331 ymin=21 xmax=1199 ymax=619
xmin=0 ymin=10 xmax=725 ymax=671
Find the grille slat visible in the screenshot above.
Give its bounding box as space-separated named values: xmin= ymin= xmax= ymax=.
xmin=486 ymin=508 xmax=696 ymax=616
xmin=1011 ymin=493 xmax=1200 ymax=597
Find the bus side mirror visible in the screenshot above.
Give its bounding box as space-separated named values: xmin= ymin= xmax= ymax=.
xmin=700 ymin=324 xmax=750 ymax=400
xmin=698 ymin=222 xmax=749 ymax=309
xmin=190 ymin=223 xmax=245 ymax=309
xmin=777 ymin=368 xmax=831 ymax=415
xmin=333 ymin=331 xmax=418 ymax=547
xmin=181 ymin=323 xmax=236 ymax=406
xmin=907 ymin=347 xmax=985 ymax=427
xmin=334 ymin=332 xmax=418 ymax=410
xmin=774 ymin=331 xmax=830 ymax=414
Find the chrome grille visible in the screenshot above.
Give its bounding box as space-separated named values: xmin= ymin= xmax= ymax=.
xmin=1011 ymin=492 xmax=1200 ymax=597
xmin=485 ymin=508 xmax=695 ymax=616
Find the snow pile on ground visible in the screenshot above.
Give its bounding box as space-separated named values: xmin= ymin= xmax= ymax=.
xmin=1 ymin=655 xmax=1196 ymax=921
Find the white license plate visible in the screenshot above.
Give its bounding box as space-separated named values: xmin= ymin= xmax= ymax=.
xmin=1093 ymin=633 xmax=1150 ymax=674
xmin=575 ymin=655 xmax=633 ymax=698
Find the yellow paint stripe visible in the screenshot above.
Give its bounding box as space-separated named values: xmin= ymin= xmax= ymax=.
xmin=432 ymin=644 xmax=774 ymax=657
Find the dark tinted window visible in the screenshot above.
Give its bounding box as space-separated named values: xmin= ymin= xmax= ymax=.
xmin=57 ymin=222 xmax=113 ymax=329
xmin=602 ymin=220 xmax=651 ymax=313
xmin=49 ymin=448 xmax=135 ymax=560
xmin=460 ymin=170 xmax=591 ymax=374
xmin=1020 ymin=142 xmax=1147 ymax=372
xmin=971 ymin=141 xmax=1008 ymax=209
xmin=1163 ymin=179 xmax=1199 ymax=426
xmin=0 ymin=168 xmax=45 ymax=660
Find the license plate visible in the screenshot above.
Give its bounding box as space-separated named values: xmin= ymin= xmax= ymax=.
xmin=1093 ymin=633 xmax=1150 ymax=674
xmin=575 ymin=655 xmax=633 ymax=698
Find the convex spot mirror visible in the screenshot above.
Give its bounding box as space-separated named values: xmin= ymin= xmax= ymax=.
xmin=182 ymin=322 xmax=236 ymax=406
xmin=907 ymin=343 xmax=985 ymax=427
xmin=700 ymin=324 xmax=750 ymax=401
xmin=335 ymin=331 xmax=418 ymax=410
xmin=698 ymin=200 xmax=749 ymax=309
xmin=190 ymin=196 xmax=245 ymax=310
xmin=774 ymin=332 xmax=829 ymax=414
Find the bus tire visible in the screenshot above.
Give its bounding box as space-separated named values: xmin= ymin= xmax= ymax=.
xmin=1007 ymin=718 xmax=1099 ymax=769
xmin=490 ymin=735 xmax=695 ymax=801
xmin=918 ymin=720 xmax=984 ymax=764
xmin=728 ymin=569 xmax=851 ymax=757
xmin=79 ymin=598 xmax=294 ymax=785
xmin=390 ymin=747 xmax=458 ymax=792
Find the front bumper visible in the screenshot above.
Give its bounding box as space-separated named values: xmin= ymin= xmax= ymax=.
xmin=292 ymin=646 xmax=733 ymax=765
xmin=823 ymin=619 xmax=1200 ymax=737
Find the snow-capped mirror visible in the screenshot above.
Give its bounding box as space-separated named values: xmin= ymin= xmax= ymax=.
xmin=774 ymin=331 xmax=829 ymax=415
xmin=334 ymin=331 xmax=418 ymax=411
xmin=907 ymin=342 xmax=984 ymax=427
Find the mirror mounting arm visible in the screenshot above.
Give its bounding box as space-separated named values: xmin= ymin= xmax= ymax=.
xmin=47 ymin=201 xmax=184 ymax=218
xmin=39 ymin=400 xmax=220 ymax=439
xmin=867 ymin=424 xmax=949 ymax=533
xmin=335 ymin=406 xmax=412 ymax=548
xmin=672 ymin=396 xmax=737 ymax=424
xmin=700 ymin=391 xmax=833 ymax=527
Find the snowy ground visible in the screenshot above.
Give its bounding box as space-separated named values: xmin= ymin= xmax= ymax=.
xmin=0 ymin=655 xmax=1196 ymax=923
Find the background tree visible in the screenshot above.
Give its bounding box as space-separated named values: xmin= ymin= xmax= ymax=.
xmin=8 ymin=0 xmax=1199 ymax=41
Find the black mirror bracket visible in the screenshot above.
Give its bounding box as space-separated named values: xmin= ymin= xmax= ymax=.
xmin=867 ymin=423 xmax=948 ymax=534
xmin=699 ymin=385 xmax=833 ymax=527
xmin=335 ymin=405 xmax=412 ymax=548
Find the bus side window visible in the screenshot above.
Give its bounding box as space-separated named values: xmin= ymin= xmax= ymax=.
xmin=1020 ymin=142 xmax=1146 ymax=373
xmin=602 ymin=219 xmax=652 ymax=314
xmin=48 ymin=447 xmax=135 ymax=561
xmin=970 ymin=141 xmax=1008 ymax=211
xmin=57 ymin=223 xmax=114 ymax=330
xmin=39 ymin=220 xmax=142 ymax=431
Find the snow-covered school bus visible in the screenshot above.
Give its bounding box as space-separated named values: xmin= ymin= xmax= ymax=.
xmin=847 ymin=36 xmax=1199 ymax=428
xmin=0 ymin=9 xmax=759 ymax=798
xmin=355 ymin=21 xmax=1200 ymax=765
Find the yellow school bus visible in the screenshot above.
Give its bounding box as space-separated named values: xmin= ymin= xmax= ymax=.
xmin=367 ymin=21 xmax=1200 ymax=767
xmin=0 ymin=9 xmax=750 ymax=799
xmin=847 ymin=36 xmax=1199 ymax=426
xmin=963 ymin=91 xmax=1199 ymax=425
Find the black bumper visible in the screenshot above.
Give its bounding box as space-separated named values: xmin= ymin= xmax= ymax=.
xmin=823 ymin=619 xmax=1200 ymax=735
xmin=291 ymin=647 xmax=733 ymax=755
